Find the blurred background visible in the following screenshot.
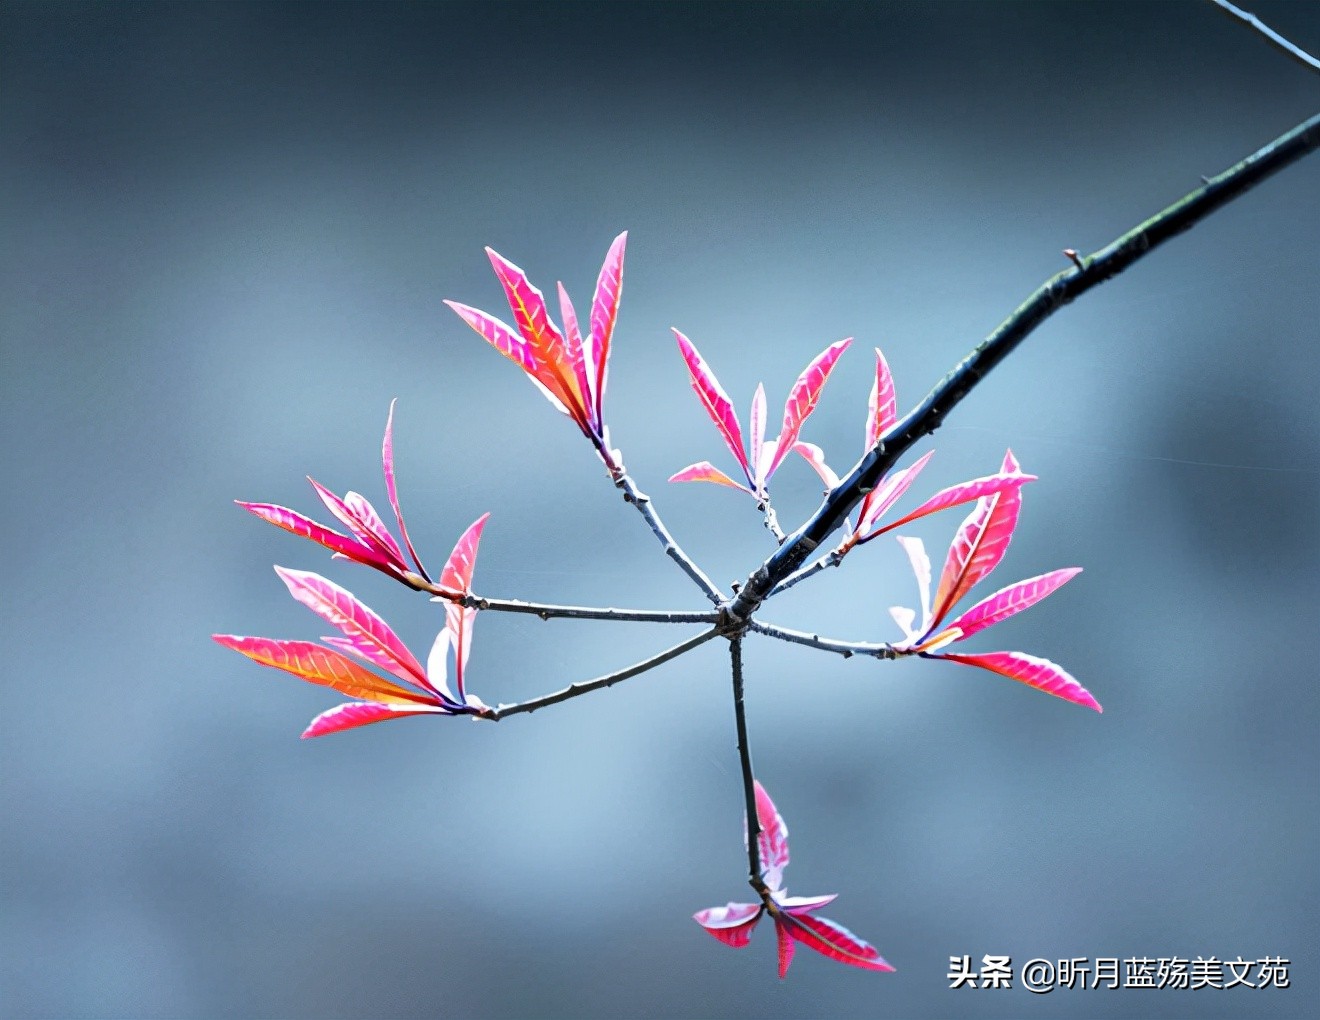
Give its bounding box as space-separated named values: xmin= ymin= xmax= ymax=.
xmin=3 ymin=2 xmax=1318 ymax=1016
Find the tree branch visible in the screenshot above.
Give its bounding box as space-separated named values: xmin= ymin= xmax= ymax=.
xmin=480 ymin=627 xmax=720 ymax=720
xmin=1211 ymin=0 xmax=1320 ymax=75
xmin=613 ymin=470 xmax=726 ymax=604
xmin=729 ymin=636 xmax=768 ymax=896
xmin=751 ymin=621 xmax=896 ymax=660
xmin=726 ymin=109 xmax=1320 ymax=622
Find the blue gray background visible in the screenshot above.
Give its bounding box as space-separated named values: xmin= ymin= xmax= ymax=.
xmin=3 ymin=2 xmax=1318 ymax=1017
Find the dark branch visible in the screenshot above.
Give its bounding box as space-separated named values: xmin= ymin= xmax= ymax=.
xmin=726 ymin=109 xmax=1320 ymax=622
xmin=482 ymin=627 xmax=720 ymax=720
xmin=1211 ymin=0 xmax=1320 ymax=75
xmin=729 ymin=636 xmax=768 ymax=895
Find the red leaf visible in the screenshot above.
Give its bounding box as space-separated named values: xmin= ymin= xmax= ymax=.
xmin=343 ymin=491 xmax=406 ymax=566
xmin=236 ymin=501 xmax=391 ymax=570
xmin=382 ymin=400 xmax=429 ymax=579
xmin=439 ymin=513 xmax=489 ymax=596
xmin=274 ymin=567 xmax=432 ymax=693
xmin=673 ymin=329 xmax=751 ymax=486
xmin=589 ymin=231 xmax=627 ymax=424
xmin=768 ymin=338 xmax=851 ymax=479
xmin=775 ymin=917 xmax=797 ymax=978
xmin=212 ymin=635 xmax=433 ymax=705
xmin=693 ymin=902 xmax=762 ymax=948
xmin=931 ymin=451 xmax=1025 ymax=627
xmin=444 ymin=300 xmax=576 ymax=419
xmin=936 ymin=650 xmax=1101 ymax=712
xmin=308 ymin=478 xmax=403 ymax=571
xmin=941 ymin=568 xmax=1082 ymax=643
xmin=486 ymin=247 xmax=588 ymax=428
xmin=753 ymin=781 xmax=790 ymax=893
xmin=781 ymin=911 xmax=894 ymax=972
xmin=872 ymin=468 xmax=1034 ymax=538
xmin=301 ymin=701 xmax=451 ymax=739
xmin=668 ymin=461 xmax=754 ymax=494
xmin=557 ymin=282 xmax=596 ymax=433
xmin=856 ymin=450 xmax=935 ymax=539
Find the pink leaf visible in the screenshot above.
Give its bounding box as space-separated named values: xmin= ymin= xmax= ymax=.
xmin=779 ymin=894 xmax=838 ymax=913
xmin=439 ymin=514 xmax=489 ymax=596
xmin=942 ymin=568 xmax=1082 ymax=643
xmin=274 ymin=567 xmax=432 ymax=693
xmin=693 ymin=902 xmax=762 ymax=948
xmin=781 ymin=911 xmax=895 ymax=972
xmin=749 ymin=383 xmax=767 ymax=488
xmin=792 ymin=441 xmax=840 ymax=490
xmin=673 ymin=329 xmax=751 ymax=485
xmin=768 ymin=338 xmax=852 ymax=479
xmin=308 ymin=478 xmax=402 ymax=570
xmin=589 ymin=231 xmax=627 ymax=423
xmin=668 ymin=461 xmax=754 ymax=494
xmin=865 ymin=348 xmax=897 ymax=451
xmin=932 ymin=452 xmax=1025 ymax=626
xmin=856 ymin=450 xmax=936 ymax=538
xmin=557 ymin=282 xmax=596 ymax=433
xmin=753 ymin=781 xmax=790 ymax=893
xmin=872 ymin=468 xmax=1035 ymax=538
xmin=343 ymin=491 xmax=406 ymax=566
xmin=444 ymin=299 xmax=577 ymax=418
xmin=486 ymin=247 xmax=588 ymax=426
xmin=212 ymin=635 xmax=433 ymax=705
xmin=382 ymin=400 xmax=429 ymax=579
xmin=236 ymin=501 xmax=391 ymax=570
xmin=937 ymin=650 xmax=1102 ymax=712
xmin=775 ymin=917 xmax=797 ymax=978
xmin=895 ymin=535 xmax=932 ymax=637
xmin=301 ymin=701 xmax=451 ymax=739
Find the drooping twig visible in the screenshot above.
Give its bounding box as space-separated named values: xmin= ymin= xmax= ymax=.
xmin=726 ymin=110 xmax=1320 ymax=623
xmin=751 ymin=621 xmax=897 ymax=660
xmin=480 ymin=627 xmax=721 ymax=720
xmin=1211 ymin=0 xmax=1320 ymax=75
xmin=729 ymin=636 xmax=769 ymax=897
xmin=614 ymin=470 xmax=726 ymax=604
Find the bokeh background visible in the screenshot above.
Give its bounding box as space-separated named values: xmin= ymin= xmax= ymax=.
xmin=3 ymin=2 xmax=1318 ymax=1017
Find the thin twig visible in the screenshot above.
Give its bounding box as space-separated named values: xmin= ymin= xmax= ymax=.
xmin=729 ymin=637 xmax=768 ymax=896
xmin=751 ymin=620 xmax=897 ymax=660
xmin=481 ymin=627 xmax=721 ymax=720
xmin=766 ymin=548 xmax=844 ymax=598
xmin=614 ymin=471 xmax=726 ymax=604
xmin=1211 ymin=0 xmax=1320 ymax=74
xmin=726 ymin=110 xmax=1320 ymax=622
xmin=411 ymin=577 xmax=719 ymax=624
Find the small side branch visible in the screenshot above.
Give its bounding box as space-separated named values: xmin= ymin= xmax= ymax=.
xmin=481 ymin=627 xmax=720 ymax=720
xmin=730 ymin=637 xmax=767 ymax=895
xmin=759 ymin=500 xmax=787 ymax=544
xmin=614 ymin=471 xmax=726 ymax=604
xmin=751 ymin=621 xmax=897 ymax=660
xmin=467 ymin=595 xmax=720 ymax=624
xmin=767 ymin=548 xmax=844 ymax=598
xmin=1211 ymin=0 xmax=1320 ymax=75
